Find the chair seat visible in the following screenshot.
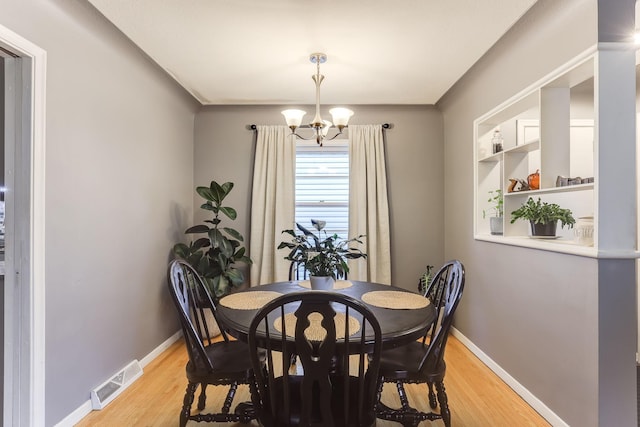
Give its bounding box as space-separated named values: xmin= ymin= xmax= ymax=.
xmin=379 ymin=341 xmax=446 ymax=382
xmin=260 ymin=375 xmax=377 ymax=427
xmin=186 ymin=340 xmax=259 ymax=383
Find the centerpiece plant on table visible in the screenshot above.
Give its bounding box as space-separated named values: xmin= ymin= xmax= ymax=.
xmin=278 ymin=219 xmax=367 ymax=290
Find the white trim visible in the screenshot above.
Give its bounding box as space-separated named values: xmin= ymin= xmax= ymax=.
xmin=139 ymin=330 xmax=182 ymax=368
xmin=474 ymin=45 xmax=597 ymax=125
xmin=54 ymin=330 xmax=183 ymax=426
xmin=51 ymin=401 xmax=92 ymax=427
xmin=0 ymin=24 xmax=47 ymax=427
xmin=451 ymin=327 xmax=568 ymax=427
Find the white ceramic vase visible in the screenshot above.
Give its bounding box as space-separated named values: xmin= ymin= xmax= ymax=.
xmin=574 ymin=216 xmax=594 ymax=246
xmin=309 ymin=276 xmax=335 ymax=291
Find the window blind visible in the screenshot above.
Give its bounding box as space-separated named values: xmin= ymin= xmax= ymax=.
xmin=295 ymin=141 xmax=349 ymax=239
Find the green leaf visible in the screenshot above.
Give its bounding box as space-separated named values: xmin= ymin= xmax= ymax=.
xmin=196 ymin=186 xmax=215 ymax=201
xmin=192 ymin=237 xmax=210 ymax=250
xmin=209 ymin=228 xmax=225 ymax=247
xmin=185 ymin=224 xmax=210 ymax=234
xmin=200 ymin=202 xmax=215 ymax=212
xmin=226 ymin=268 xmax=244 ymax=286
xmin=172 ymin=243 xmax=189 ymax=258
xmin=210 ymin=181 xmax=226 ymax=205
xmin=223 ymin=227 xmax=244 ymax=241
xmin=221 ymin=181 xmax=234 ymax=195
xmin=219 ymin=206 xmax=237 ymax=220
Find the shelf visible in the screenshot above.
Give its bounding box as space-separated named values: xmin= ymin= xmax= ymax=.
xmin=475 ymin=234 xmax=596 ymax=256
xmin=474 ymin=49 xmax=599 ymax=256
xmin=479 ymin=139 xmax=541 ymax=163
xmin=504 ymin=183 xmax=594 ymax=197
xmin=478 ymin=151 xmax=502 ymax=163
xmin=504 ymin=139 xmax=539 ymax=154
xmin=475 ymin=234 xmax=640 ymax=259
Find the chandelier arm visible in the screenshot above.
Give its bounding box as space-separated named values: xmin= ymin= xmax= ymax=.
xmin=325 ymin=130 xmax=345 ymax=141
xmin=293 ymin=132 xmax=315 ymax=141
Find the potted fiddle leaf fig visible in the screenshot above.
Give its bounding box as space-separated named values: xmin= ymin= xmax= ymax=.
xmin=173 ymin=180 xmax=252 ymax=298
xmin=482 ymin=189 xmax=503 ymax=235
xmin=278 ymin=220 xmax=367 ymax=290
xmin=510 ymin=197 xmax=575 ymax=237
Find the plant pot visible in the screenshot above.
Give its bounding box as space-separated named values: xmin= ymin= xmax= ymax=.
xmin=309 ymin=276 xmax=335 ymax=291
xmin=530 ymin=220 xmax=557 ymax=237
xmin=489 ymin=217 xmax=503 ymax=235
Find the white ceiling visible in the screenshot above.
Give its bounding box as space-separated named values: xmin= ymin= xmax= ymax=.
xmin=88 ymin=0 xmax=537 ymax=106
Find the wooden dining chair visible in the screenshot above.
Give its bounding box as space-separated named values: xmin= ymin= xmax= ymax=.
xmin=375 ymin=260 xmax=465 ymax=427
xmin=167 ymin=259 xmax=263 ymax=427
xmin=248 ymin=291 xmax=382 ymax=427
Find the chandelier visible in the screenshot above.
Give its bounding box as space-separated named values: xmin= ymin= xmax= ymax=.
xmin=282 ymin=53 xmax=354 ymax=146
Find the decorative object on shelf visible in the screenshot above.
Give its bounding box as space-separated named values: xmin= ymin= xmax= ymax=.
xmin=173 ymin=181 xmax=252 ymax=298
xmin=482 ymin=189 xmax=504 ymax=235
xmin=278 ymin=220 xmax=367 ymax=290
xmin=510 ymin=197 xmax=576 ymax=237
xmin=491 ymin=128 xmax=504 ymax=154
xmin=418 ymin=265 xmax=434 ymax=294
xmin=507 ymin=178 xmax=530 ymax=193
xmin=281 ymin=53 xmax=354 ymax=146
xmin=556 ymin=175 xmax=594 ymax=187
xmin=527 ymin=169 xmax=540 ymax=190
xmin=574 ymin=216 xmax=594 ymax=246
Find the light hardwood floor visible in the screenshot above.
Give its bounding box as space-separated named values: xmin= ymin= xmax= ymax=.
xmin=77 ymin=335 xmax=550 ymax=426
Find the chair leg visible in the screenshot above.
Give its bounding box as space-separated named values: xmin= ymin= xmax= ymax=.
xmin=435 ymin=380 xmax=451 ymax=427
xmin=222 ymin=382 xmax=239 ymax=414
xmin=396 ymin=381 xmax=411 ymax=410
xmin=428 ymin=381 xmax=437 ymax=409
xmin=181 ymin=382 xmax=198 ymax=427
xmin=197 ymin=383 xmax=207 ymax=410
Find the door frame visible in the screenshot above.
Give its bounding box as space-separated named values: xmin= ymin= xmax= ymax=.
xmin=0 ymin=24 xmax=46 ymax=427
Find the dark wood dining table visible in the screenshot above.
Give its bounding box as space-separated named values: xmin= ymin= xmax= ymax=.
xmin=216 ymin=280 xmax=436 ymax=352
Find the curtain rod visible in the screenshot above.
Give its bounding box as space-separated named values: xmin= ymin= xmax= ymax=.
xmin=247 ymin=123 xmax=392 ymax=131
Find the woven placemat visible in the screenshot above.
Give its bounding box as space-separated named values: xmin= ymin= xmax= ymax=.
xmin=296 ymin=280 xmax=353 ymax=290
xmin=219 ymin=291 xmax=283 ymax=310
xmin=361 ymin=290 xmax=430 ymax=309
xmin=274 ymin=312 xmax=360 ymax=341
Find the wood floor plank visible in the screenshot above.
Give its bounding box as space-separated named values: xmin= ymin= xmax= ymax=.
xmin=76 ymin=335 xmax=550 ymax=426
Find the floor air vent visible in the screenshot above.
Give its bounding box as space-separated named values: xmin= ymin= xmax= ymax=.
xmin=90 ymin=360 xmax=143 ymax=410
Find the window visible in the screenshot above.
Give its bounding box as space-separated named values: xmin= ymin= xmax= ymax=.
xmin=295 ymin=140 xmax=349 ymax=240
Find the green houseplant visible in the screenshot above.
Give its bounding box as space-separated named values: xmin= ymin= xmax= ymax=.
xmin=278 ymin=220 xmax=367 ymax=289
xmin=173 ymin=181 xmax=252 ymax=298
xmin=510 ymin=197 xmax=576 ymax=237
xmin=482 ymin=189 xmax=503 ymax=235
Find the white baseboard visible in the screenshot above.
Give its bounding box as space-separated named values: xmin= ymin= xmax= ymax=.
xmin=54 ymin=330 xmax=183 ymax=427
xmin=451 ymin=327 xmax=568 ymax=427
xmin=140 ymin=330 xmax=183 ymax=368
xmin=53 ymin=401 xmax=92 ymax=427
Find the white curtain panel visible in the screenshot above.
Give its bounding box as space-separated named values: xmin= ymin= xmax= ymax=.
xmin=249 ymin=125 xmax=296 ymax=285
xmin=348 ymin=124 xmax=392 ymax=284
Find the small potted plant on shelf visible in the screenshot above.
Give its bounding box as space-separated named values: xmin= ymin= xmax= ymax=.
xmin=482 ymin=189 xmax=504 ymax=235
xmin=510 ymin=197 xmax=576 ymax=238
xmin=278 ymin=220 xmax=367 ymax=290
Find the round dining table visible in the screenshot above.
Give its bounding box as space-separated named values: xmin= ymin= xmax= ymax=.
xmin=216 ymin=280 xmax=436 ymax=352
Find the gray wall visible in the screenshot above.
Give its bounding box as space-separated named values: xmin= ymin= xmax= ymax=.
xmin=2 ymin=1 xmax=199 ymax=425
xmin=194 ymin=105 xmax=444 ymax=291
xmin=438 ymin=0 xmax=621 ymax=425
